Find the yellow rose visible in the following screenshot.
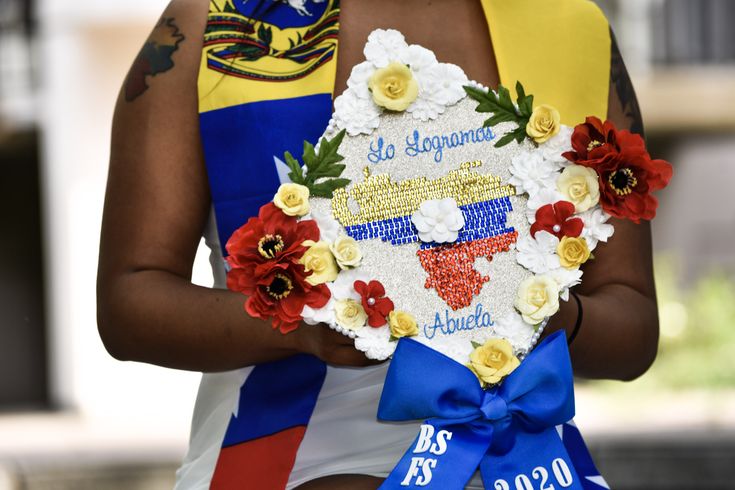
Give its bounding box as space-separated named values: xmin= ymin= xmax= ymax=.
xmin=556 ymin=165 xmax=600 ymax=212
xmin=334 ymin=299 xmax=368 ymax=330
xmin=514 ymin=275 xmax=560 ymax=325
xmin=557 ymin=236 xmax=591 ymax=269
xmin=330 ymin=235 xmax=363 ymax=269
xmin=300 ymin=240 xmax=339 ymax=285
xmin=368 ymin=62 xmax=419 ymax=112
xmin=388 ymin=310 xmax=418 ymax=338
xmin=273 ymin=183 xmax=310 ymax=217
xmin=469 ymin=338 xmax=520 ymax=386
xmin=526 ymin=104 xmax=561 ymax=144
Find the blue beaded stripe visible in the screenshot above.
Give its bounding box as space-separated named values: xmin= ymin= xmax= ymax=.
xmin=343 ymin=196 xmax=515 ymax=249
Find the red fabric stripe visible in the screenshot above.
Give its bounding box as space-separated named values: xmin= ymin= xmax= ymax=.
xmin=210 ymin=426 xmax=307 ymax=490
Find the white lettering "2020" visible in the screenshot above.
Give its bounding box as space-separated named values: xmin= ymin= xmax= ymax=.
xmin=494 ymin=458 xmax=574 ymax=490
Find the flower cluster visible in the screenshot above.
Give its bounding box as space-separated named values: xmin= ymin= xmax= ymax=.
xmin=330 ymin=29 xmax=469 ymax=136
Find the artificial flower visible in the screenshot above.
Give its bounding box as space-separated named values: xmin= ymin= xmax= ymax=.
xmin=368 ymin=62 xmax=419 ymax=111
xmin=411 ymin=197 xmax=465 ymax=243
xmin=562 ymin=117 xmax=672 ymax=222
xmin=334 ymin=299 xmax=368 ymax=331
xmin=530 ymin=201 xmax=584 ymax=239
xmin=540 ymin=124 xmax=574 ymax=164
xmin=346 ymin=61 xmax=374 ymax=99
xmin=492 ymin=312 xmax=536 ymax=354
xmin=402 ymin=44 xmax=437 ymax=73
xmin=508 ymin=151 xmax=560 ymax=196
xmin=526 ymin=104 xmax=561 ymax=144
xmin=363 ymin=29 xmax=408 ymax=68
xmin=417 ymin=63 xmax=468 ymax=106
xmin=525 ymin=186 xmax=565 ymax=224
xmin=514 ymin=275 xmax=561 ymax=325
xmin=556 ymin=165 xmax=600 ymax=212
xmin=548 ymin=267 xmax=583 ymax=302
xmin=354 ymin=279 xmax=394 ymax=327
xmin=468 ymin=338 xmax=520 ymax=386
xmin=301 ymin=295 xmax=335 ymax=326
xmin=330 ymin=235 xmax=362 ymax=269
xmin=331 ymin=269 xmax=369 ymax=301
xmin=333 ymin=90 xmax=381 ymax=136
xmin=557 ymin=236 xmax=591 ymax=269
xmin=225 ymin=203 xmax=319 ymax=296
xmin=309 ymin=207 xmax=340 ymax=243
xmin=515 ymin=231 xmax=561 ymax=274
xmin=273 ymin=183 xmax=310 ymax=217
xmin=354 ymin=324 xmax=395 ymax=360
xmin=388 ymin=310 xmax=419 ymax=338
xmin=578 ymin=207 xmax=614 ymax=250
xmin=300 ymin=240 xmax=339 ymax=285
xmin=244 ymin=262 xmax=331 ymax=334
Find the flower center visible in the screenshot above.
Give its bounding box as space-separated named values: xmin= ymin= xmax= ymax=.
xmin=587 ymin=140 xmax=603 ymax=152
xmin=258 ymin=234 xmax=285 ymax=259
xmin=569 ymin=181 xmax=588 ymax=200
xmin=266 ymin=273 xmax=293 ymax=300
xmin=608 ymin=168 xmax=638 ymax=196
xmin=382 ymin=77 xmax=406 ymax=99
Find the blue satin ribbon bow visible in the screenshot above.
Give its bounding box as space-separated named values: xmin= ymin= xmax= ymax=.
xmin=377 ymin=330 xmax=586 ymax=489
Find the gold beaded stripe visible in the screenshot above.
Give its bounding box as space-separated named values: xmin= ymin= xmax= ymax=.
xmin=331 ymin=161 xmax=517 ymax=227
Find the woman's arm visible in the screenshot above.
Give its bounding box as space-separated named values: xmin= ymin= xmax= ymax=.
xmin=545 ymin=31 xmax=659 ymax=381
xmin=97 ymin=0 xmax=373 ymax=372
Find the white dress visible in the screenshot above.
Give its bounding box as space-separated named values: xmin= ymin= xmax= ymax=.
xmin=173 ymin=210 xmax=485 ymax=489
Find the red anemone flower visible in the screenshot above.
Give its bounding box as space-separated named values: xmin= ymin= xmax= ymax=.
xmin=530 ymin=201 xmax=583 ymax=239
xmin=354 ymin=280 xmax=394 ymax=328
xmin=562 ymin=117 xmax=672 ymax=222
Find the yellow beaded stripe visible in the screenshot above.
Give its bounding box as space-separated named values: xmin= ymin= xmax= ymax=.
xmin=331 ymin=161 xmax=517 ymax=227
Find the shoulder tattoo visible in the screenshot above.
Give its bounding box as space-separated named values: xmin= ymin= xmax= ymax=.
xmin=124 ymin=17 xmax=186 ymax=102
xmin=610 ymin=29 xmax=644 ymax=137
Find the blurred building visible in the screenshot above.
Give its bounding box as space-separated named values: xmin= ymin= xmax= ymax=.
xmin=1 ymin=0 xmax=734 ymax=488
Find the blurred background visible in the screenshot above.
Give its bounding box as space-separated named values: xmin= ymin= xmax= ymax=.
xmin=1 ymin=0 xmax=734 ymax=488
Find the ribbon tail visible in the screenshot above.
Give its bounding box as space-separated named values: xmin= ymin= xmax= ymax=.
xmin=559 ymin=421 xmax=611 ymax=489
xmin=379 ymin=420 xmax=493 ymax=489
xmin=480 ymin=427 xmax=585 ymax=490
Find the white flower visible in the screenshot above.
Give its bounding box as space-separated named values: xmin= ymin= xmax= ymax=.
xmin=417 ymin=63 xmax=468 ymax=106
xmin=346 ymin=61 xmax=375 ymax=100
xmin=508 ymin=151 xmax=560 ymax=196
xmin=516 ymin=231 xmax=561 ymax=274
xmin=411 ymin=197 xmax=465 ymax=243
xmin=309 ymin=208 xmax=341 ymax=243
xmin=405 ymin=97 xmax=444 ymax=122
xmin=493 ymin=311 xmax=536 ymax=354
xmin=579 ymin=208 xmax=614 ymax=251
xmin=333 ymin=90 xmax=381 ymax=136
xmin=548 ymin=267 xmax=583 ymax=302
xmin=526 ymin=186 xmax=565 ymax=223
xmin=540 ymin=125 xmax=574 ymax=164
xmin=403 ymin=44 xmax=437 ymax=73
xmin=363 ymin=29 xmax=408 ymax=68
xmin=354 ymin=325 xmax=395 ymax=360
xmin=330 ymin=269 xmax=369 ymax=301
xmin=301 ymin=297 xmax=336 ymax=326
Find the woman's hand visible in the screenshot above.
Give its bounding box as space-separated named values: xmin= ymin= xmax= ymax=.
xmin=293 ymin=323 xmax=384 ymax=368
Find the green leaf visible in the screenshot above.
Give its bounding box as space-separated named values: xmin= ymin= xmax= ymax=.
xmin=310 ymin=178 xmax=351 ymax=198
xmin=471 ymin=340 xmax=483 ymax=349
xmin=283 ymin=151 xmax=306 ymax=184
xmin=494 ymin=131 xmax=519 ymax=148
xmin=515 ymin=81 xmax=526 ymax=102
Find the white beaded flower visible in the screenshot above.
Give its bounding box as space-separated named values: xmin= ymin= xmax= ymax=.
xmin=411 ymin=197 xmax=465 ymax=244
xmin=333 ymin=90 xmax=381 ymax=136
xmin=516 ymin=231 xmax=561 ymax=274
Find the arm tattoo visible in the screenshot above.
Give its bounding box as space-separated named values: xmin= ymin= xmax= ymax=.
xmin=610 ymin=29 xmax=644 ymax=137
xmin=124 ymin=17 xmax=185 ymax=102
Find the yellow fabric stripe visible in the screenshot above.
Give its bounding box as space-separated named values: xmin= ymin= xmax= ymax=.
xmin=198 ymin=0 xmax=339 ymax=114
xmin=481 ymin=0 xmax=611 ymax=125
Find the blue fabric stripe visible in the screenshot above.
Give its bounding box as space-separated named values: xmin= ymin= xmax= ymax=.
xmin=199 ymin=93 xmax=334 ymax=255
xmin=222 ymin=354 xmax=327 ymax=447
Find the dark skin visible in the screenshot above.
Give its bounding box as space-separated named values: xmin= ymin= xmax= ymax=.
xmin=97 ymin=1 xmax=657 ymax=488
